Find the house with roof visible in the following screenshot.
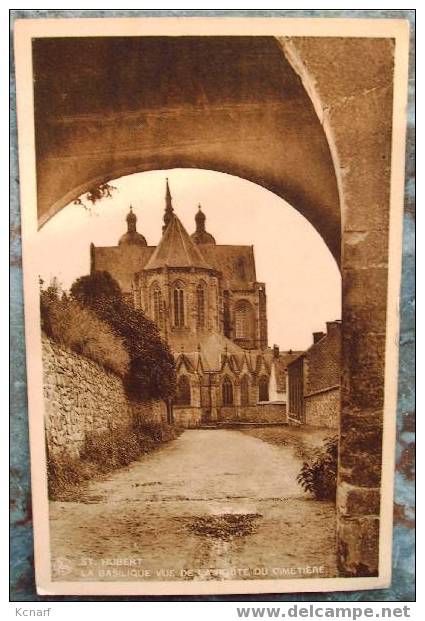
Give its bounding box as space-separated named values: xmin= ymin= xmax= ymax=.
xmin=90 ymin=180 xmax=295 ymax=427
xmin=287 ymin=321 xmax=341 ymax=429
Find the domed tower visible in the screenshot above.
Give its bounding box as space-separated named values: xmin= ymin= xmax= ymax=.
xmin=190 ymin=204 xmax=216 ymax=245
xmin=118 ymin=206 xmax=147 ymax=246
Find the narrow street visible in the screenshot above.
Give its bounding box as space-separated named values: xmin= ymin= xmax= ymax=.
xmin=50 ymin=429 xmax=336 ymax=582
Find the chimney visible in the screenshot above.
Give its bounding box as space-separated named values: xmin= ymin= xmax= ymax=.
xmin=326 ymin=320 xmax=341 ymax=335
xmin=273 ymin=344 xmax=279 ymax=359
xmin=313 ymin=331 xmax=325 ymax=344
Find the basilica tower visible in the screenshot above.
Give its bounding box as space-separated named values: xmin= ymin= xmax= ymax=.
xmin=190 ymin=205 xmax=216 ymax=245
xmin=118 ymin=206 xmax=147 ymax=246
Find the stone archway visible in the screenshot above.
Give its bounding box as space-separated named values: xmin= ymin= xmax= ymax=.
xmin=33 ymin=36 xmax=341 ymax=262
xmin=32 ymin=35 xmax=395 ymax=577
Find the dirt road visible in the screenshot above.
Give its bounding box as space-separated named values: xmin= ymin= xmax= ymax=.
xmin=50 ymin=429 xmax=336 ymax=582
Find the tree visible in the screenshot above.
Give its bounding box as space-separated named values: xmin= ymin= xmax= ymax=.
xmin=70 ymin=270 xmax=122 ymax=307
xmin=71 ymin=272 xmax=176 ymax=402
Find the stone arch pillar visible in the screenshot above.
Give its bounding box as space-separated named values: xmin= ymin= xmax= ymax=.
xmin=281 ymin=36 xmax=396 ymax=576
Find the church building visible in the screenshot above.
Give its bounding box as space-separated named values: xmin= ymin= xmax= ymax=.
xmin=90 ymin=180 xmax=296 ymax=427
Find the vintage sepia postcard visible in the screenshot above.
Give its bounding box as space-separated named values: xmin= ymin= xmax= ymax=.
xmin=14 ymin=17 xmax=409 ymax=596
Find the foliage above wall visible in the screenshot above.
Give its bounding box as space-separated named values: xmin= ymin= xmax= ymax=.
xmin=40 ymin=279 xmax=129 ymax=376
xmin=70 ymin=271 xmax=176 ymax=402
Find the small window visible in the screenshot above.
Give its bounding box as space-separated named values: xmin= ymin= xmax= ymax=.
xmin=259 ymin=375 xmax=269 ymax=402
xmin=222 ymin=376 xmax=234 ymax=406
xmin=175 ymin=375 xmax=191 ymax=406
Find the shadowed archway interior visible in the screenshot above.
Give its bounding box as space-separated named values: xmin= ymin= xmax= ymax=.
xmin=33 ymin=36 xmax=341 ymax=262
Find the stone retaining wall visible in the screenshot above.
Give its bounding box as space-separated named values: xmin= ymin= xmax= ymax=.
xmin=304 ymin=387 xmax=340 ymax=430
xmin=42 ymin=336 xmax=166 ymax=459
xmin=172 ymin=403 xmax=287 ymax=428
xmin=173 ymin=406 xmax=202 ymax=429
xmin=218 ymin=403 xmax=287 ymax=424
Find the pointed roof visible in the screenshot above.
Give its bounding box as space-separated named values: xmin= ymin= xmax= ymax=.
xmin=144 ymin=213 xmax=213 ymax=270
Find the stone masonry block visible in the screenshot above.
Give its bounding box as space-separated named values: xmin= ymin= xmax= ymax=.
xmin=337 ymin=515 xmax=380 ymax=577
xmin=338 ymin=482 xmax=381 ymax=517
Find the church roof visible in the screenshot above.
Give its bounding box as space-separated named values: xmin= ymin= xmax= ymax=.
xmin=94 ymin=241 xmax=257 ymax=292
xmin=199 ymin=245 xmax=256 ymax=288
xmin=144 ymin=213 xmax=213 ymax=271
xmin=93 ymin=245 xmax=155 ymax=292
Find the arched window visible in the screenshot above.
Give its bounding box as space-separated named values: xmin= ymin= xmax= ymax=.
xmin=259 ymin=375 xmax=269 ymax=402
xmin=235 ymin=300 xmax=253 ymax=340
xmin=196 ymin=282 xmax=206 ymax=328
xmin=175 ymin=375 xmax=191 ymax=406
xmin=222 ymin=376 xmax=234 ymax=406
xmin=173 ymin=282 xmax=185 ymax=327
xmin=151 ymin=283 xmax=162 ymax=326
xmin=240 ymin=375 xmax=250 ymax=406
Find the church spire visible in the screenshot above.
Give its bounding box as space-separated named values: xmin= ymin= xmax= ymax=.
xmin=163 ymin=178 xmax=174 ymax=232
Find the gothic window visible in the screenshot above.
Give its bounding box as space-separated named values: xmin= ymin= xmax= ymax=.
xmin=175 ymin=375 xmax=191 ymax=406
xmin=196 ymin=282 xmax=206 ymax=328
xmin=240 ymin=375 xmax=250 ymax=406
xmin=222 ymin=376 xmax=233 ymax=406
xmin=173 ymin=282 xmax=185 ymax=327
xmin=235 ymin=300 xmax=253 ymax=340
xmin=151 ymin=283 xmax=162 ymax=326
xmin=259 ymin=375 xmax=269 ymax=402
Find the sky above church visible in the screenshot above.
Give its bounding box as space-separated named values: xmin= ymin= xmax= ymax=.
xmin=34 ymin=169 xmax=341 ymax=351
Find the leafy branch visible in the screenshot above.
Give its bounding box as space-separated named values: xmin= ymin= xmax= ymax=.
xmin=73 ymin=183 xmax=117 ymax=211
